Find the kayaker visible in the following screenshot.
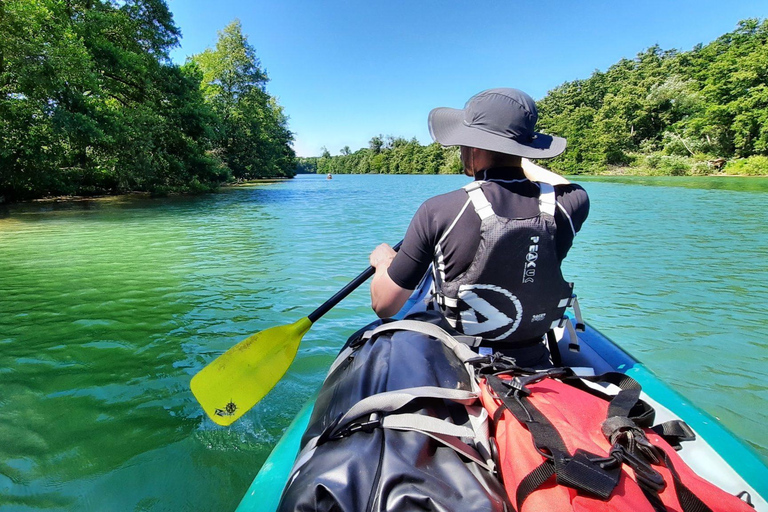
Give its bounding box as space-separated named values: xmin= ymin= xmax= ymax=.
xmin=369 ymin=88 xmax=589 ymax=367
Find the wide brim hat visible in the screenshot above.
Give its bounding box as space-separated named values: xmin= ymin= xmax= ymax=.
xmin=428 ymin=88 xmax=566 ymax=159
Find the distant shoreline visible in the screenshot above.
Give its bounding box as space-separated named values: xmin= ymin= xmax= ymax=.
xmin=4 ymin=173 xmax=766 ymax=206
xmin=594 ymin=170 xmax=766 ymax=178
xmin=1 ymin=177 xmax=295 ymax=206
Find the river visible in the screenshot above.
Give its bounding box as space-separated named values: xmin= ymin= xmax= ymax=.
xmin=1 ymin=174 xmax=766 ymax=510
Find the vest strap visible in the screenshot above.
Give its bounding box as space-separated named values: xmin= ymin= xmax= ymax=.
xmin=463 ymin=181 xmax=495 ymax=220
xmin=436 ymin=294 xmax=458 ymax=308
xmin=538 ymin=182 xmax=556 ymax=216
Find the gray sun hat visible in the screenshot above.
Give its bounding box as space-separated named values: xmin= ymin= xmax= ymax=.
xmin=428 ymin=88 xmax=566 ymax=158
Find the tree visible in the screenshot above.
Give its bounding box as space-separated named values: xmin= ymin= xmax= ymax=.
xmin=0 ymin=0 xmax=226 ymax=201
xmin=190 ymin=20 xmax=294 ymax=179
xmin=369 ymin=135 xmax=383 ymax=154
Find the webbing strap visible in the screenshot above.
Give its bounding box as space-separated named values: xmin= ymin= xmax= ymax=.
xmin=363 ymin=319 xmax=479 ymax=365
xmin=663 ymin=450 xmax=714 ymax=512
xmin=546 ymin=330 xmax=562 ymax=367
xmin=487 ymin=375 xmax=570 ymax=456
xmin=600 ymin=373 xmax=641 ymax=420
xmin=463 ymin=181 xmax=495 ymax=220
xmin=380 ymin=412 xmax=493 ymax=471
xmin=381 ymin=412 xmax=475 ymax=439
xmin=435 ymin=294 xmax=458 ymax=308
xmin=651 ymin=420 xmax=696 ymax=450
xmin=641 ymin=486 xmax=669 ymax=512
xmin=538 ymin=182 xmax=556 ymax=216
xmin=571 ymin=296 xmax=586 ymax=331
xmin=339 ymin=386 xmax=478 ymax=426
xmin=563 ymin=371 xmax=652 ymax=428
xmin=516 ymin=461 xmax=556 ymax=511
xmin=565 ymin=317 xmax=581 ymax=352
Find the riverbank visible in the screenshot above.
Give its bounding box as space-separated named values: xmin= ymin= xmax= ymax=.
xmin=225 ymin=178 xmax=294 ymax=186
xmin=4 ymin=170 xmax=766 ymax=207
xmin=598 ymin=168 xmax=766 ymax=178
xmin=587 ymin=154 xmax=768 ymax=177
xmin=0 ymin=178 xmax=295 ymax=206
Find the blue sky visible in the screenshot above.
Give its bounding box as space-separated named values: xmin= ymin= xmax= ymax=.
xmin=167 ymin=1 xmax=766 ymax=157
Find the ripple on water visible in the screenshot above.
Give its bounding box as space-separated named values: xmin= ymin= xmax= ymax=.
xmin=0 ymin=175 xmax=766 ymax=510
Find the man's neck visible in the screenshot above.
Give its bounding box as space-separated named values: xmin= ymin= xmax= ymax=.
xmin=475 ymin=166 xmax=527 ymax=181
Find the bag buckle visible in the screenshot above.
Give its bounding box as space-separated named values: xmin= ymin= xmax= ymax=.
xmin=502 ymin=368 xmax=567 ymax=397
xmin=339 ymin=413 xmax=382 ymax=437
xmin=611 ymin=444 xmax=666 ymax=492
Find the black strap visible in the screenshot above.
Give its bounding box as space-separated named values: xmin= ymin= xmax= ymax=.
xmin=487 ymin=369 xmax=712 ymax=512
xmin=563 ymin=371 xmax=656 ymax=428
xmin=516 ymin=461 xmax=555 ymax=511
xmin=487 ymin=375 xmax=622 ymax=505
xmin=640 ymin=486 xmax=669 ymax=512
xmin=573 ymin=372 xmax=644 ymax=421
xmin=663 ymin=451 xmax=715 ymax=512
xmin=651 ymin=420 xmax=696 ymax=451
xmin=487 ymin=375 xmax=570 ymax=457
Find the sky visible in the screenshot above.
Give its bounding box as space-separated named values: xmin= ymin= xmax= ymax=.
xmin=167 ymin=0 xmax=766 ymax=157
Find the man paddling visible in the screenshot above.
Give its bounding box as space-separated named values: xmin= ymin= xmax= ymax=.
xmin=369 ymin=88 xmax=589 ymax=367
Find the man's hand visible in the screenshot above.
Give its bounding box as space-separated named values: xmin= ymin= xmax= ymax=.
xmin=369 ymin=243 xmax=397 ymax=269
xmin=369 ymin=243 xmax=412 ymax=318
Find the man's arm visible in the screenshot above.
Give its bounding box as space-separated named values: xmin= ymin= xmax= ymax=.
xmin=369 ymin=243 xmax=413 ymax=318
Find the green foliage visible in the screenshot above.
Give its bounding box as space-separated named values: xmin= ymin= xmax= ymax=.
xmin=642 ymin=154 xmax=692 ymax=175
xmin=305 ymin=19 xmax=768 ymax=178
xmin=297 ymin=138 xmax=463 ymax=176
xmin=0 ymin=3 xmax=293 ymax=202
xmin=190 ymin=20 xmax=295 ymax=180
xmin=538 ymin=19 xmax=768 ymax=175
xmin=724 ymin=155 xmax=768 ymax=175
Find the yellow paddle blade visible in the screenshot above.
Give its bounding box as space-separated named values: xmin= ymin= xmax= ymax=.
xmin=190 ymin=317 xmax=313 ymax=426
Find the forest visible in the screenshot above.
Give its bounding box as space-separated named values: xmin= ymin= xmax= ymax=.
xmin=296 ymin=137 xmax=463 ymax=176
xmin=308 ymin=19 xmax=768 ymax=177
xmin=3 ymin=9 xmax=766 ymax=203
xmin=0 ymin=1 xmax=295 ymax=203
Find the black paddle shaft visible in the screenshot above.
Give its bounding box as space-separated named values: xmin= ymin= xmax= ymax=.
xmin=308 ymin=241 xmax=403 ymax=323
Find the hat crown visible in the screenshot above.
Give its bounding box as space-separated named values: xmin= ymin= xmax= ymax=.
xmin=463 ymin=88 xmax=538 ymax=141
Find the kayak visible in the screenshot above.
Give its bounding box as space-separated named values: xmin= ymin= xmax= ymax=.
xmin=236 ymin=275 xmax=768 ymax=511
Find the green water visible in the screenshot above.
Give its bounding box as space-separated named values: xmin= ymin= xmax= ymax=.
xmin=1 ymin=174 xmax=766 ymax=510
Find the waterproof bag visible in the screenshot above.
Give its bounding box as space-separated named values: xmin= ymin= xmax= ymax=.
xmin=477 ymin=363 xmax=755 ymax=512
xmin=279 ymin=314 xmax=508 ymax=512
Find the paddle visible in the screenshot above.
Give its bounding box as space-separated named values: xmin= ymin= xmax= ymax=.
xmin=191 ymin=241 xmax=403 ymax=426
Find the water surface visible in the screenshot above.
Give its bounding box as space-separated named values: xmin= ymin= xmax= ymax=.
xmin=1 ymin=174 xmax=766 ymax=510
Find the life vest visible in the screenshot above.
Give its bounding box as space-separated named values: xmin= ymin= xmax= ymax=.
xmin=434 ymin=180 xmax=574 ymax=345
xmin=476 ymin=362 xmax=755 ymax=512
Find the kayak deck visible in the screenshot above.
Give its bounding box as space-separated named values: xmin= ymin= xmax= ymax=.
xmin=238 ymin=280 xmax=768 ymax=511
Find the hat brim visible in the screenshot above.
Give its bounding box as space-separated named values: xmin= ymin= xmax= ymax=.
xmin=428 ymin=107 xmax=566 ymax=159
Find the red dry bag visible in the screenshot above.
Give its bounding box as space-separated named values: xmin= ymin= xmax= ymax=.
xmin=478 ymin=368 xmax=754 ymax=512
